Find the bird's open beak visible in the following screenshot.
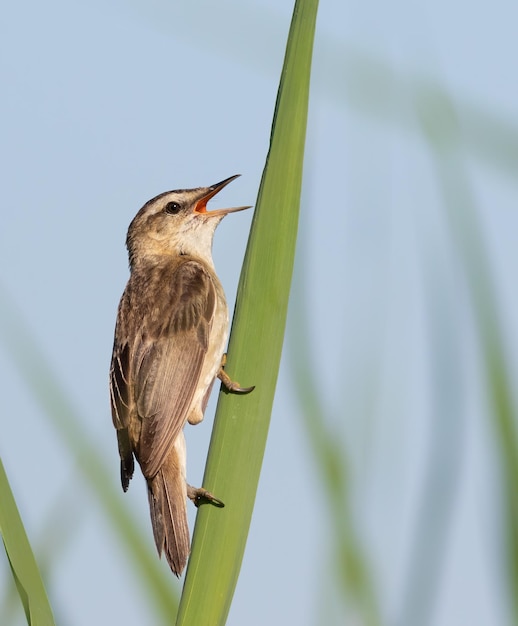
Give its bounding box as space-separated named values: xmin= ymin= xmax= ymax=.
xmin=194 ymin=174 xmax=252 ymax=217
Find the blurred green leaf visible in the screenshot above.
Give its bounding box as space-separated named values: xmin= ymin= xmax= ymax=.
xmin=0 ymin=459 xmax=55 ymax=626
xmin=288 ymin=229 xmax=381 ymax=626
xmin=133 ymin=1 xmax=518 ymax=181
xmin=0 ymin=286 xmax=179 ymax=623
xmin=417 ymin=87 xmax=518 ymax=624
xmin=397 ymin=240 xmax=466 ymax=626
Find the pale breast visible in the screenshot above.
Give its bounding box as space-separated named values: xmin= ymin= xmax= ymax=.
xmin=187 ymin=275 xmax=229 ymax=425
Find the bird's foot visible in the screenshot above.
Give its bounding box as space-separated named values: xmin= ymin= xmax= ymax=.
xmin=187 ymin=485 xmax=225 ymax=508
xmin=218 ymin=354 xmax=255 ymax=394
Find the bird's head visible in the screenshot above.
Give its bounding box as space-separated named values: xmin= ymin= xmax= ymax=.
xmin=126 ymin=175 xmax=250 ymax=269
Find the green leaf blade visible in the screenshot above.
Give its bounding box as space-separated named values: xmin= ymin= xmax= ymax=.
xmin=176 ymin=1 xmax=319 ymax=624
xmin=0 ymin=459 xmax=56 ymax=626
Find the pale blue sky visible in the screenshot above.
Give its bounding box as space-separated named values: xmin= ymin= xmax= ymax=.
xmin=1 ymin=1 xmax=518 ymax=625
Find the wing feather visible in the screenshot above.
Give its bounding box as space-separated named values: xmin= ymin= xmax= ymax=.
xmin=110 ymin=341 xmax=134 ymax=489
xmin=135 ymin=261 xmax=216 ymax=478
xmin=110 ymin=259 xmax=217 ymax=482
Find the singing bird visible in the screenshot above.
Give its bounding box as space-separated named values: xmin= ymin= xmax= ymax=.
xmin=109 ymin=175 xmax=253 ymax=576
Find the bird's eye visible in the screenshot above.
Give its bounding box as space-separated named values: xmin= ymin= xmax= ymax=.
xmin=164 ymin=201 xmax=182 ymax=215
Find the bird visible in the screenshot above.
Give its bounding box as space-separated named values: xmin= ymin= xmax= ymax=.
xmin=109 ymin=175 xmax=253 ymax=576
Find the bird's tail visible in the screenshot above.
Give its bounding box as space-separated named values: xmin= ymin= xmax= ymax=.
xmin=146 ymin=436 xmax=190 ymax=576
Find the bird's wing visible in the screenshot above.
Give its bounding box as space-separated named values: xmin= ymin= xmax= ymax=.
xmin=134 ymin=260 xmax=216 ymax=479
xmin=110 ymin=341 xmax=131 ymax=430
xmin=110 ymin=317 xmax=135 ymax=490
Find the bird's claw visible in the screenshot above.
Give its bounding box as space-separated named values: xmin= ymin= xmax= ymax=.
xmin=187 ymin=485 xmax=225 ymax=508
xmin=218 ymin=354 xmax=255 ymax=394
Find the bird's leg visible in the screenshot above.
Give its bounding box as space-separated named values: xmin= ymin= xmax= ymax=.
xmin=187 ymin=484 xmax=225 ymax=508
xmin=218 ymin=353 xmax=255 ymax=393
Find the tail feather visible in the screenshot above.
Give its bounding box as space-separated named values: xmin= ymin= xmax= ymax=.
xmin=146 ymin=438 xmax=190 ymax=576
